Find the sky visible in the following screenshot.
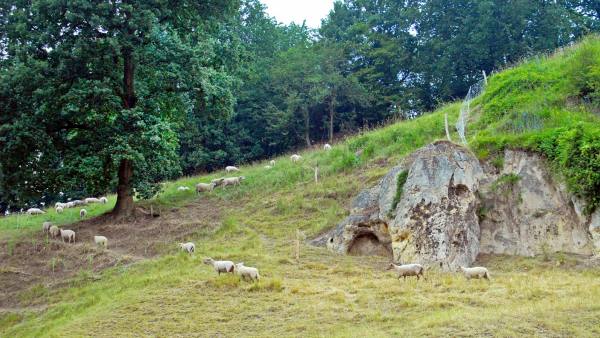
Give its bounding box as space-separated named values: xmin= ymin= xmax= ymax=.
xmin=260 ymin=0 xmax=336 ymax=29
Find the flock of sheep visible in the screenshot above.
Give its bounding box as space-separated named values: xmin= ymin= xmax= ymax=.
xmin=387 ymin=263 xmax=491 ymax=283
xmin=179 ymin=242 xmax=260 ymax=282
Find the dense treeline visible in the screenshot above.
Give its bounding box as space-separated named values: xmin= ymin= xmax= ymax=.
xmin=0 ymin=0 xmax=597 ymax=211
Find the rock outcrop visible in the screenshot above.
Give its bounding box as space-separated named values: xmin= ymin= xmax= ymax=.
xmin=315 ymin=141 xmax=600 ymax=270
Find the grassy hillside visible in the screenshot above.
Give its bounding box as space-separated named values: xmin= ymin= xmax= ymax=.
xmin=1 ymin=37 xmax=600 ymax=337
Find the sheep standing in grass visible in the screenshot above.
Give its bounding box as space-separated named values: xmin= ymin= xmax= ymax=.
xmin=270 ymin=160 xmax=275 ymax=166
xmin=264 ymin=165 xmax=272 ymax=170
xmin=54 ymin=202 xmax=63 ymax=208
xmin=94 ymin=236 xmax=108 ymax=248
xmin=55 ymin=206 xmax=63 ymax=214
xmin=225 ymin=166 xmax=240 ymax=172
xmin=290 ymin=154 xmax=302 ymax=162
xmin=72 ymin=200 xmax=89 ymax=207
xmin=178 ymin=187 xmax=190 ymax=192
xmin=222 ymin=176 xmax=246 ymax=189
xmin=49 ymin=226 xmax=60 ymax=239
xmin=26 ymin=208 xmax=46 ymax=217
xmin=43 ymin=221 xmax=53 ymax=234
xmin=61 ymin=230 xmax=75 ymax=243
xmin=179 ymin=242 xmax=195 ymax=254
xmin=458 ymin=266 xmax=491 ymax=283
xmin=99 ymin=197 xmax=108 ymax=204
xmin=85 ymin=198 xmax=101 ymax=204
xmin=211 ymin=178 xmax=226 ymax=186
xmin=80 ymin=209 xmax=87 ymax=219
xmin=66 ymin=202 xmax=75 ymax=209
xmin=235 ymin=262 xmax=260 ymax=282
xmin=387 ymin=263 xmax=427 ymax=282
xmin=324 ymin=144 xmax=331 ymax=151
xmin=196 ymin=183 xmax=216 ymax=194
xmin=204 ymin=258 xmax=235 ymax=276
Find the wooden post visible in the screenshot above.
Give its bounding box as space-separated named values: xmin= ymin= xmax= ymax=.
xmin=482 ymin=70 xmax=488 ymax=85
xmin=314 ymin=166 xmax=318 ymax=184
xmin=151 ymin=204 xmax=153 ymax=217
xmin=296 ymin=229 xmax=300 ymax=269
xmin=445 ymin=114 xmax=451 ymax=142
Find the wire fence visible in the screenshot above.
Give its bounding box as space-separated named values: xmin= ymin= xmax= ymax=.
xmin=455 ymin=79 xmax=485 ymax=145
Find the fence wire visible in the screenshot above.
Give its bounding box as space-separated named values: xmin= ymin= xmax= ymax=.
xmin=456 ymin=79 xmax=485 ymax=145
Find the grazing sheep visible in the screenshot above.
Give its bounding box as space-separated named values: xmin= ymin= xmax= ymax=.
xmin=221 ymin=176 xmax=246 ymax=189
xmin=49 ymin=226 xmax=60 ymax=239
xmin=178 ymin=187 xmax=190 ymax=192
xmin=85 ymin=198 xmax=101 ymax=204
xmin=290 ymin=154 xmax=302 ymax=162
xmin=458 ymin=266 xmax=491 ymax=283
xmin=179 ymin=242 xmax=195 ymax=254
xmin=324 ymin=144 xmax=331 ymax=151
xmin=42 ymin=221 xmax=53 ymax=234
xmin=54 ymin=202 xmax=63 ymax=208
xmin=26 ymin=208 xmax=46 ymax=217
xmin=55 ymin=206 xmax=63 ymax=214
xmin=72 ymin=200 xmax=88 ymax=207
xmin=66 ymin=202 xmax=75 ymax=209
xmin=264 ymin=165 xmax=272 ymax=170
xmin=94 ymin=236 xmax=108 ymax=248
xmin=80 ymin=209 xmax=87 ymax=219
xmin=203 ymin=258 xmax=235 ymax=276
xmin=235 ymin=262 xmax=260 ymax=282
xmin=225 ymin=166 xmax=240 ymax=172
xmin=211 ymin=177 xmax=226 ymax=186
xmin=270 ymin=160 xmax=275 ymax=166
xmin=61 ymin=229 xmax=75 ymax=243
xmin=196 ymin=183 xmax=216 ymax=194
xmin=387 ymin=263 xmax=428 ymax=282
xmin=99 ymin=197 xmax=108 ymax=204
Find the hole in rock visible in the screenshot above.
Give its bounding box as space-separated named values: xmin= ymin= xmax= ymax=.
xmin=348 ymin=233 xmax=392 ymax=258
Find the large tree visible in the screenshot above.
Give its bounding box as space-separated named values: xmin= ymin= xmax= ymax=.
xmin=0 ymin=0 xmax=241 ymax=216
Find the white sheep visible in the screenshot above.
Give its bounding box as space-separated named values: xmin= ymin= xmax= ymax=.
xmin=55 ymin=206 xmax=63 ymax=214
xmin=203 ymin=258 xmax=235 ymax=276
xmin=61 ymin=229 xmax=75 ymax=243
xmin=387 ymin=263 xmax=428 ymax=282
xmin=221 ymin=176 xmax=246 ymax=189
xmin=80 ymin=209 xmax=87 ymax=219
xmin=179 ymin=242 xmax=195 ymax=254
xmin=54 ymin=202 xmax=63 ymax=208
xmin=290 ymin=154 xmax=302 ymax=162
xmin=264 ymin=165 xmax=272 ymax=170
xmin=235 ymin=262 xmax=260 ymax=282
xmin=270 ymin=160 xmax=275 ymax=166
xmin=178 ymin=187 xmax=190 ymax=192
xmin=72 ymin=200 xmax=88 ymax=207
xmin=225 ymin=166 xmax=240 ymax=172
xmin=66 ymin=202 xmax=75 ymax=209
xmin=458 ymin=266 xmax=491 ymax=283
xmin=49 ymin=226 xmax=60 ymax=239
xmin=211 ymin=177 xmax=226 ymax=186
xmin=196 ymin=183 xmax=216 ymax=194
xmin=324 ymin=144 xmax=331 ymax=151
xmin=26 ymin=208 xmax=46 ymax=217
xmin=94 ymin=236 xmax=108 ymax=248
xmin=42 ymin=221 xmax=53 ymax=234
xmin=85 ymin=198 xmax=101 ymax=204
xmin=99 ymin=197 xmax=108 ymax=204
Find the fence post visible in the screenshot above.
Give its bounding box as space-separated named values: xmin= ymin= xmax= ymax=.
xmin=482 ymin=70 xmax=488 ymax=85
xmin=314 ymin=166 xmax=318 ymax=184
xmin=445 ymin=114 xmax=451 ymax=142
xmin=296 ymin=228 xmax=300 ymax=269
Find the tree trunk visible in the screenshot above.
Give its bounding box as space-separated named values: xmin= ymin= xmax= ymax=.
xmin=304 ymin=109 xmax=311 ymax=147
xmin=113 ymin=159 xmax=134 ymax=218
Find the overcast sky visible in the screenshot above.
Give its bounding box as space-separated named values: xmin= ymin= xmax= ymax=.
xmin=260 ymin=0 xmax=336 ymax=28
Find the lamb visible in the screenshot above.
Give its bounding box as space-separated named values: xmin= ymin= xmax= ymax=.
xmin=290 ymin=154 xmax=302 ymax=162
xmin=49 ymin=226 xmax=60 ymax=239
xmin=225 ymin=166 xmax=240 ymax=172
xmin=42 ymin=221 xmax=53 ymax=234
xmin=99 ymin=197 xmax=108 ymax=204
xmin=387 ymin=263 xmax=428 ymax=282
xmin=264 ymin=165 xmax=272 ymax=170
xmin=80 ymin=209 xmax=87 ymax=219
xmin=61 ymin=229 xmax=75 ymax=243
xmin=221 ymin=176 xmax=246 ymax=189
xmin=179 ymin=242 xmax=195 ymax=254
xmin=458 ymin=266 xmax=491 ymax=283
xmin=270 ymin=160 xmax=275 ymax=166
xmin=66 ymin=202 xmax=75 ymax=209
xmin=72 ymin=200 xmax=88 ymax=207
xmin=178 ymin=187 xmax=190 ymax=192
xmin=55 ymin=206 xmax=63 ymax=214
xmin=94 ymin=236 xmax=108 ymax=248
xmin=196 ymin=183 xmax=216 ymax=194
xmin=235 ymin=262 xmax=260 ymax=282
xmin=203 ymin=258 xmax=235 ymax=276
xmin=324 ymin=144 xmax=331 ymax=151
xmin=26 ymin=208 xmax=46 ymax=217
xmin=85 ymin=198 xmax=101 ymax=204
xmin=211 ymin=177 xmax=226 ymax=186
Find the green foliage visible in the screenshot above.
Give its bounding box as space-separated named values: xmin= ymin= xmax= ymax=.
xmin=388 ymin=169 xmax=409 ymax=217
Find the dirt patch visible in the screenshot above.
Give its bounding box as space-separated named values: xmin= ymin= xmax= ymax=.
xmin=0 ymin=198 xmax=226 ymax=308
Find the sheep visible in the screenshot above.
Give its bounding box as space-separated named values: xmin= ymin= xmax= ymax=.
xmin=225 ymin=166 xmax=240 ymax=172
xmin=387 ymin=263 xmax=428 ymax=282
xmin=26 ymin=208 xmax=46 ymax=217
xmin=61 ymin=229 xmax=75 ymax=243
xmin=203 ymin=258 xmax=235 ymax=276
xmin=196 ymin=183 xmax=216 ymax=194
xmin=66 ymin=202 xmax=75 ymax=209
xmin=55 ymin=206 xmax=63 ymax=214
xmin=458 ymin=266 xmax=491 ymax=283
xmin=54 ymin=202 xmax=63 ymax=208
xmin=49 ymin=226 xmax=60 ymax=239
xmin=94 ymin=236 xmax=108 ymax=248
xmin=42 ymin=221 xmax=53 ymax=234
xmin=235 ymin=262 xmax=260 ymax=282
xmin=178 ymin=187 xmax=190 ymax=192
xmin=99 ymin=197 xmax=108 ymax=204
xmin=72 ymin=200 xmax=88 ymax=207
xmin=85 ymin=198 xmax=101 ymax=204
xmin=324 ymin=143 xmax=331 ymax=151
xmin=179 ymin=242 xmax=195 ymax=254
xmin=290 ymin=154 xmax=302 ymax=162
xmin=264 ymin=165 xmax=272 ymax=170
xmin=211 ymin=177 xmax=226 ymax=186
xmin=221 ymin=176 xmax=246 ymax=189
xmin=270 ymin=160 xmax=275 ymax=166
xmin=80 ymin=209 xmax=87 ymax=219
